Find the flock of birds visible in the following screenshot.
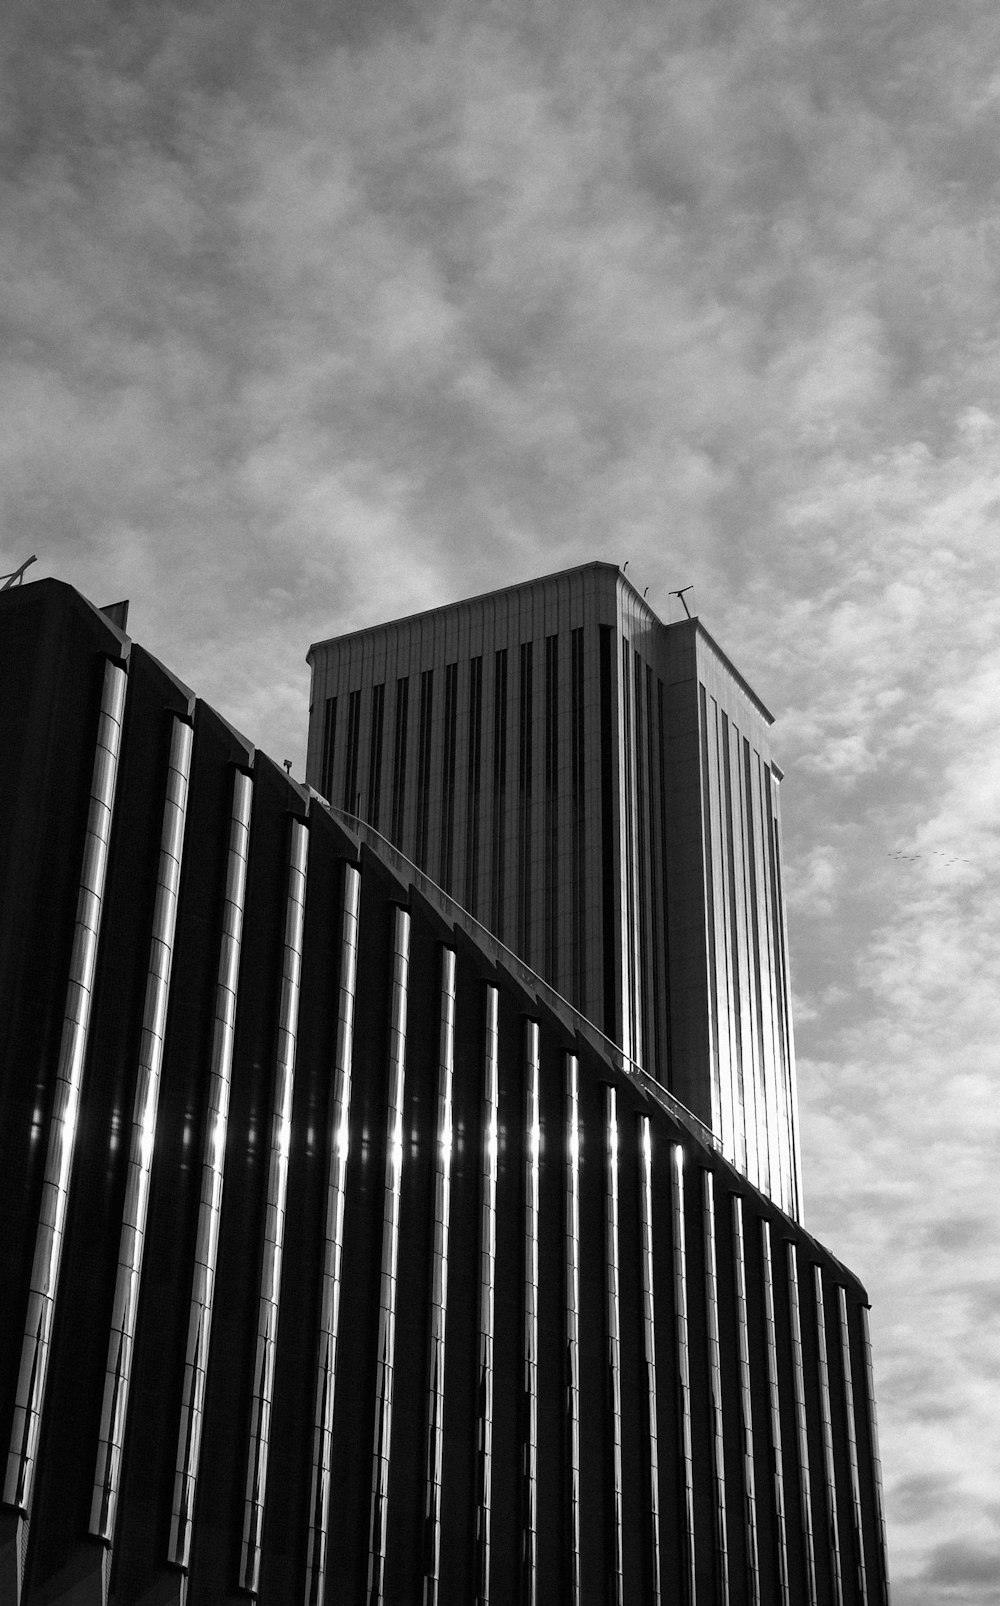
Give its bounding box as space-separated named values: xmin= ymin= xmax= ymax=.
xmin=887 ymin=848 xmax=973 ymax=867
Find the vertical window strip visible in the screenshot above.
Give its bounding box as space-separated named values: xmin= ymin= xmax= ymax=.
xmin=633 ymin=651 xmax=652 ymax=1074
xmin=239 ymin=818 xmax=310 ymax=1595
xmin=621 ymin=640 xmax=638 ymax=1060
xmin=701 ymin=1170 xmax=730 ymax=1603
xmin=836 ymin=1288 xmax=870 ymax=1606
xmin=669 ymin=1144 xmax=697 ymax=1606
xmin=465 ymin=656 xmax=483 ymax=917
xmin=699 ymin=685 xmax=724 ymax=1142
xmin=4 ymin=658 xmax=128 ymax=1515
xmin=422 ymin=947 xmax=457 ymax=1606
xmin=785 ymin=1245 xmax=819 ymax=1606
xmin=490 ymin=650 xmax=508 ymax=940
xmin=390 ymin=678 xmax=409 ymax=847
xmin=644 ymin=663 xmax=663 ymax=1078
xmin=416 ymin=670 xmax=434 ymax=869
xmin=721 ymin=716 xmax=748 ymax=1178
xmin=710 ymin=706 xmax=738 ymax=1173
xmin=765 ymin=777 xmax=798 ymax=1218
xmin=441 ymin=664 xmax=458 ymax=894
xmin=321 ymin=696 xmax=337 ymax=804
xmin=367 ymin=907 xmax=412 ymax=1606
xmin=656 ymin=683 xmax=674 ymax=1090
xmin=169 ymin=766 xmax=254 ymax=1568
xmin=570 ymin=628 xmax=586 ymax=1006
xmin=543 ymin=636 xmax=559 ymax=985
xmin=475 ymin=985 xmax=501 ymax=1603
xmin=758 ymin=1224 xmax=791 ymax=1606
xmin=742 ymin=743 xmax=771 ymax=1190
xmin=598 ymin=627 xmax=617 ymax=1038
xmin=859 ymin=1306 xmax=891 ymax=1606
xmin=813 ymin=1269 xmax=845 ymax=1606
xmin=305 ymin=864 xmax=361 ymax=1606
xmin=603 ymin=1087 xmax=625 ymax=1606
xmin=522 ymin=1022 xmax=541 ymax=1606
xmin=90 ymin=714 xmax=193 ymax=1542
xmin=367 ymin=684 xmax=385 ymax=831
xmin=564 ymin=1055 xmax=582 ymax=1606
xmin=343 ymin=689 xmax=362 ymax=814
xmin=517 ymin=642 xmax=534 ymax=961
xmin=637 ymin=1119 xmax=663 ymax=1606
xmin=731 ymin=1197 xmax=762 ymax=1605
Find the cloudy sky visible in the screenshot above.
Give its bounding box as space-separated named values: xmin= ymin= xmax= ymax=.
xmin=4 ymin=1 xmax=999 ymax=1596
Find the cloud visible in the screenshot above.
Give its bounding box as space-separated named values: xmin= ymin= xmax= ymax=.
xmin=924 ymin=1538 xmax=1000 ymax=1589
xmin=2 ymin=6 xmax=1000 ymax=1597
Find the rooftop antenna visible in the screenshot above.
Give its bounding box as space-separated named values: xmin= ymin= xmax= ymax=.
xmin=1 ymin=555 xmax=37 ymax=591
xmin=669 ymin=585 xmax=694 ymax=620
xmin=622 ymin=561 xmax=629 ymax=574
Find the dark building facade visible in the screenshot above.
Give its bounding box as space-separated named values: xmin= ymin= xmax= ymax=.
xmin=308 ymin=564 xmax=802 ymax=1218
xmin=1 ymin=579 xmax=888 ymax=1605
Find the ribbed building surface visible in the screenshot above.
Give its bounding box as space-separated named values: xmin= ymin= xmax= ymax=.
xmin=307 ymin=563 xmax=801 ymax=1217
xmin=0 ymin=579 xmax=888 ymax=1605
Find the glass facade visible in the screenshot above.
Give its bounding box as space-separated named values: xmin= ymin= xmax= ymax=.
xmin=565 ymin=1054 xmax=582 ymax=1606
xmin=169 ymin=765 xmax=254 ymax=1570
xmin=731 ymin=1195 xmax=762 ymax=1604
xmin=785 ymin=1244 xmax=819 ymax=1606
xmin=669 ymin=1143 xmax=697 ymax=1605
xmin=603 ymin=1086 xmax=625 ymax=1605
xmin=421 ymin=946 xmax=457 ymax=1606
xmin=91 ymin=713 xmax=193 ymax=1541
xmin=813 ymin=1267 xmax=845 ymax=1606
xmin=0 ymin=578 xmax=889 ymax=1606
xmin=305 ymin=863 xmax=361 ymax=1606
xmin=837 ymin=1286 xmax=870 ymax=1606
xmin=860 ymin=1306 xmax=891 ymax=1606
xmin=475 ymin=985 xmax=500 ymax=1603
xmin=759 ymin=1222 xmax=791 ymax=1606
xmin=522 ymin=1021 xmax=541 ymax=1606
xmin=701 ymin=1169 xmax=730 ymax=1603
xmin=239 ymin=818 xmax=309 ymax=1594
xmin=637 ymin=1116 xmax=663 ymax=1605
xmin=4 ymin=657 xmax=127 ymax=1515
xmin=367 ymin=905 xmax=412 ymax=1606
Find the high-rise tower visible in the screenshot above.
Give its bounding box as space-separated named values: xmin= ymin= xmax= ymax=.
xmin=307 ymin=562 xmax=801 ymax=1216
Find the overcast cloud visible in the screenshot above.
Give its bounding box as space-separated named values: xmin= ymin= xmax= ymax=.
xmin=3 ymin=3 xmax=999 ymax=1597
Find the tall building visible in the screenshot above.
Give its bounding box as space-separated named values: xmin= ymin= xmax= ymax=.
xmin=307 ymin=563 xmax=801 ymax=1218
xmin=0 ymin=576 xmax=888 ymax=1605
